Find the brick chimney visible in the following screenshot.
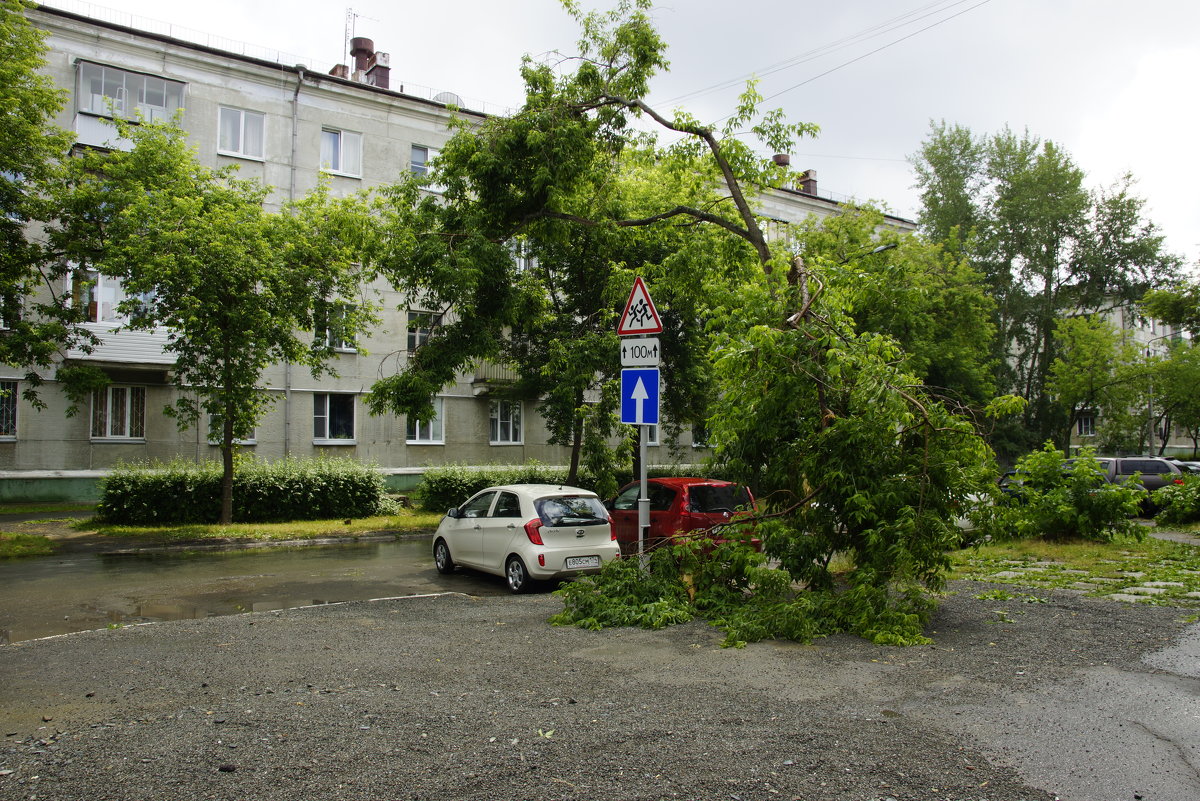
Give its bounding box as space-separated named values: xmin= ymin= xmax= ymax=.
xmin=798 ymin=169 xmax=817 ymax=195
xmin=328 ymin=63 xmax=349 ymax=79
xmin=366 ymin=51 xmax=390 ymax=89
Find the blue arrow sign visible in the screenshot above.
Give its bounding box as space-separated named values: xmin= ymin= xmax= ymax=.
xmin=620 ymin=368 xmax=660 ymax=425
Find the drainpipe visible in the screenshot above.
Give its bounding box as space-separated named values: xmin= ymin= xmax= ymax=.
xmin=283 ymin=66 xmax=306 ymax=457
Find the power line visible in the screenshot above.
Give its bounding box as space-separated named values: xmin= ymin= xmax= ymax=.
xmin=760 ymin=0 xmax=994 ymax=105
xmin=662 ymin=0 xmax=983 ymax=107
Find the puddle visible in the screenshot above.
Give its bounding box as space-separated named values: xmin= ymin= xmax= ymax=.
xmin=0 ymin=538 xmax=508 ymax=643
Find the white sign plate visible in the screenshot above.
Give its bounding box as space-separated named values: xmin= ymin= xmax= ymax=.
xmin=620 ymin=337 xmax=660 ymax=367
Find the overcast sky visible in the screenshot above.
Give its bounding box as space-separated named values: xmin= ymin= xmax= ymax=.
xmin=43 ymin=0 xmax=1200 ymax=266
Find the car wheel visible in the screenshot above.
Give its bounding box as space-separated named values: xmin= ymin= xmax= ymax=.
xmin=433 ymin=538 xmax=455 ymax=574
xmin=505 ymin=556 xmax=532 ymax=594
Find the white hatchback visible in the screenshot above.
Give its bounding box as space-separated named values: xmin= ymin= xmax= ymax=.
xmin=432 ymin=484 xmax=620 ymax=593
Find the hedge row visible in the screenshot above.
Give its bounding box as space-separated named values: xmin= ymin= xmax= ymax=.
xmin=98 ymin=457 xmax=389 ymax=525
xmin=416 ymin=462 xmax=736 ymax=512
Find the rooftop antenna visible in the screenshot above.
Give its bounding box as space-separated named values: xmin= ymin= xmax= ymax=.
xmin=343 ymin=8 xmax=380 ymax=67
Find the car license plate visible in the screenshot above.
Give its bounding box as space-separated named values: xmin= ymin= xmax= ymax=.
xmin=565 ymin=556 xmax=600 ymax=570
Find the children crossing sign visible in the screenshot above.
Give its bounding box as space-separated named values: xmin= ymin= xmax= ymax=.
xmin=616 ymin=276 xmax=663 ymax=336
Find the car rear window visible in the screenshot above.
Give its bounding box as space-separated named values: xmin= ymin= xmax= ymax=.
xmin=1120 ymin=460 xmax=1170 ymax=475
xmin=536 ymin=495 xmax=609 ymax=526
xmin=688 ymin=484 xmax=751 ymax=512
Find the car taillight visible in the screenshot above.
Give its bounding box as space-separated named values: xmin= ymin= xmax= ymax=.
xmin=538 ymin=554 xmax=545 ymax=567
xmin=524 ymin=519 xmax=544 ymax=545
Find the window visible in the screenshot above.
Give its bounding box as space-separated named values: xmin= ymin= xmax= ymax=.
xmin=207 ymin=414 xmax=255 ymax=445
xmin=218 ymin=107 xmax=264 ymax=159
xmin=407 ymin=311 xmax=442 ymax=352
xmin=77 ymin=62 xmax=184 ymax=121
xmin=691 ymin=422 xmax=709 ymax=448
xmin=511 ymin=237 xmax=537 ymax=273
xmin=460 ymin=491 xmax=496 ymax=519
xmin=92 ymin=385 xmax=146 ymax=439
xmin=313 ymin=393 xmax=355 ymax=442
xmin=409 ymin=145 xmax=438 ymax=176
xmin=493 ymin=491 xmax=523 ymax=518
xmin=612 ymin=483 xmax=676 ymax=512
xmin=315 ymin=301 xmax=356 ymax=351
xmin=74 ymin=270 xmax=154 ymax=324
xmin=321 ymin=128 xmax=362 ymax=176
xmin=645 ymin=424 xmax=659 ymax=446
xmin=0 ymin=381 xmax=16 ymax=438
xmin=490 ymin=400 xmax=522 ymax=444
xmin=1076 ymin=415 xmax=1096 ymax=437
xmin=410 ymin=145 xmax=445 ymax=191
xmin=406 ymin=397 xmax=444 ymax=444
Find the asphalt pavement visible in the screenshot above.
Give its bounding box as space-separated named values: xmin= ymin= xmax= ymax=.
xmin=1 ymin=583 xmax=1198 ymax=801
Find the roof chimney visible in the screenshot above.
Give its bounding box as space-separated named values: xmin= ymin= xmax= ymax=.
xmin=771 ymin=153 xmax=791 ymax=167
xmin=365 ymin=51 xmax=390 ymax=89
xmin=798 ymin=169 xmax=817 ymax=195
xmin=350 ymin=37 xmax=374 ymax=71
xmin=328 ymin=63 xmax=349 ymax=79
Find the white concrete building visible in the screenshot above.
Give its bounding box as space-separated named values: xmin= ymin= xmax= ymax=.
xmin=2 ymin=2 xmax=910 ymax=495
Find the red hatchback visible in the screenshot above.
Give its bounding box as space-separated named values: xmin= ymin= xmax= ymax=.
xmin=606 ymin=478 xmax=757 ymax=555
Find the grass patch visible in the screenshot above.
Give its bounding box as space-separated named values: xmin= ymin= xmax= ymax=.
xmin=0 ymin=532 xmax=55 ymax=558
xmin=0 ymin=502 xmax=97 ymax=517
xmin=950 ymin=535 xmax=1200 ymax=606
xmin=87 ymin=507 xmax=443 ymax=544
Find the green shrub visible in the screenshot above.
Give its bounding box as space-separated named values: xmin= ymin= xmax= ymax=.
xmin=550 ymin=538 xmax=934 ymax=647
xmin=1153 ymin=475 xmax=1200 ymax=525
xmin=976 ymin=444 xmax=1144 ymax=542
xmin=417 ymin=463 xmax=577 ymax=511
xmin=98 ymin=457 xmax=389 ymax=524
xmin=417 ymin=461 xmax=742 ymax=511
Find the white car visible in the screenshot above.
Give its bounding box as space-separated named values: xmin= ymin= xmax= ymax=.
xmin=432 ymin=484 xmax=620 ymax=593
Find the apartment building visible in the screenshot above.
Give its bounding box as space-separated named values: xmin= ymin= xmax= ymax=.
xmin=3 ymin=2 xmax=900 ymax=490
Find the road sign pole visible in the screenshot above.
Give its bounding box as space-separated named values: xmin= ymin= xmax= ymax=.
xmin=638 ymin=423 xmax=649 ymax=565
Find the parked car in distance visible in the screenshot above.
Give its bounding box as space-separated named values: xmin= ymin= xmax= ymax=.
xmin=606 ymin=477 xmax=757 ymax=555
xmin=1062 ymin=456 xmax=1186 ymax=512
xmin=432 ymin=484 xmax=619 ymax=593
xmin=1074 ymin=457 xmax=1186 ymax=493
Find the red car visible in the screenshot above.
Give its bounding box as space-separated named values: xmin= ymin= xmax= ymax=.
xmin=606 ymin=477 xmax=757 ymax=555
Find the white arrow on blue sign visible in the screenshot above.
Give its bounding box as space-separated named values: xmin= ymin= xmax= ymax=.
xmin=620 ymin=368 xmax=660 ymax=425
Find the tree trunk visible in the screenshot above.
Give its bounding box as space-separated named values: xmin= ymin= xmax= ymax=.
xmin=567 ymin=402 xmax=583 ymax=485
xmin=220 ymin=413 xmax=235 ymax=525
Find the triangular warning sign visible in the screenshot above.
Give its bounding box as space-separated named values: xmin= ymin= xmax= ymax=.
xmin=617 ymin=276 xmax=663 ymax=336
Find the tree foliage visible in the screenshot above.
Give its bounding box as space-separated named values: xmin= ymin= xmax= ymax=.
xmin=0 ymin=0 xmax=95 ymax=400
xmin=1045 ymin=315 xmax=1143 ymax=450
xmin=51 ymin=118 xmax=375 ymax=523
xmin=365 ymin=0 xmax=1002 ymax=641
xmin=911 ymin=122 xmax=1181 ymax=458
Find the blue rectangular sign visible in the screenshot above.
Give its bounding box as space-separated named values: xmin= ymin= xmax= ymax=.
xmin=620 ymin=368 xmax=660 ymax=425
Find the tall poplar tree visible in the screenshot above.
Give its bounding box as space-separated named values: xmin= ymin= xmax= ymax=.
xmin=912 ymin=122 xmax=1181 ymax=456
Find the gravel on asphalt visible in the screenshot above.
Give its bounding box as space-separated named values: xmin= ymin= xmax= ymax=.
xmin=1 ymin=581 xmax=1197 ymax=801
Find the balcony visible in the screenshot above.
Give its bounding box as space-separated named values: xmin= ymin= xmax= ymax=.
xmin=471 ymin=361 xmax=518 ymax=394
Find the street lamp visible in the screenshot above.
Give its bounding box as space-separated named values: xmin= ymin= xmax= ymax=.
xmin=1144 ymin=331 xmax=1177 ymax=455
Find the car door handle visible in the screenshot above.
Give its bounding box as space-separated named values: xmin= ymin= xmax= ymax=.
xmin=473 ymin=524 xmax=482 ymax=531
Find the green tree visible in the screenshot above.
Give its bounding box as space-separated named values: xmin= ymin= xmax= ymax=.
xmin=51 ymin=119 xmax=375 ymax=524
xmin=1153 ymin=342 xmax=1200 ymax=457
xmin=1045 ymin=315 xmax=1141 ymax=450
xmin=789 ymin=206 xmax=996 ymax=411
xmin=911 ymin=123 xmax=1181 ymax=457
xmin=374 ymin=0 xmax=1001 ymax=640
xmin=0 ymin=0 xmax=96 ymax=401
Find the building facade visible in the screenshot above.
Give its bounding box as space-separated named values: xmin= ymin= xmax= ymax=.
xmin=4 ymin=3 xmax=906 ymax=489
